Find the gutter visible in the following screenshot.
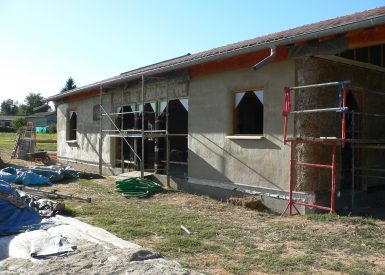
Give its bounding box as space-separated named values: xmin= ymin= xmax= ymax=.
xmin=45 ymin=14 xmax=385 ymax=102
xmin=252 ymin=47 xmax=276 ymax=71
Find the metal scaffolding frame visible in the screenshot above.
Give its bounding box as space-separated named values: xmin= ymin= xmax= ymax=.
xmin=98 ymin=75 xmax=188 ymax=184
xmin=282 ymin=80 xmax=385 ymax=214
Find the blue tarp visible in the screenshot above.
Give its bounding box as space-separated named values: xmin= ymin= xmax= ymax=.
xmin=0 ymin=166 xmax=83 ymax=186
xmin=0 ymin=168 xmax=52 ymax=186
xmin=0 ymin=180 xmax=43 ymax=236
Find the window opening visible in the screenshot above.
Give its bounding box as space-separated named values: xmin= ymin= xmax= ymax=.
xmin=234 ymin=90 xmax=264 ymax=135
xmin=68 ymin=111 xmax=77 ymax=140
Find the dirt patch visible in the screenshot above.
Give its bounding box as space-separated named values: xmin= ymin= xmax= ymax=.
xmin=227 ymin=196 xmax=264 ymax=211
xmin=0 ymin=242 xmax=201 ymax=275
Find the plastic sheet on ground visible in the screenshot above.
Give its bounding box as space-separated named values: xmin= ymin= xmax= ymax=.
xmin=0 ymin=215 xmax=140 ymax=261
xmin=0 ymin=216 xmax=202 ymax=274
xmin=0 ymin=168 xmax=52 ymax=186
xmin=30 ymin=235 xmax=76 ymax=257
xmin=0 ymin=180 xmax=59 ymax=236
xmin=0 ymin=165 xmax=98 ymax=186
xmin=28 ymin=166 xmax=83 ymax=181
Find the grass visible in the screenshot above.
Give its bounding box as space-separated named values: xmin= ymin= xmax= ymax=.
xmin=0 ymin=132 xmax=56 ymax=152
xmin=60 ymin=179 xmax=385 ymax=274
xmin=1 ymin=131 xmax=385 ymax=274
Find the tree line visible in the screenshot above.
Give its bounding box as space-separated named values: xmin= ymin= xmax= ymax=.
xmin=0 ymin=77 xmax=76 ymax=116
xmin=0 ymin=78 xmax=77 ymax=130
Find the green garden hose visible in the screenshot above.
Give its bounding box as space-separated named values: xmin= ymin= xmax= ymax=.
xmin=115 ymin=177 xmax=163 ymax=198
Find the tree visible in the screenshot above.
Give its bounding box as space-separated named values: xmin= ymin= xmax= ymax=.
xmin=61 ymin=77 xmax=77 ymax=93
xmin=11 ymin=117 xmax=27 ymax=129
xmin=17 ymin=93 xmax=47 ymax=115
xmin=0 ymin=99 xmax=18 ymax=115
xmin=17 ymin=104 xmax=29 ymax=116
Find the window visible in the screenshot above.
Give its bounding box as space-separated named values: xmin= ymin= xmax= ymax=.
xmin=234 ymin=90 xmax=263 ymax=135
xmin=68 ymin=111 xmax=77 ymax=140
xmin=93 ymin=105 xmax=100 ymax=121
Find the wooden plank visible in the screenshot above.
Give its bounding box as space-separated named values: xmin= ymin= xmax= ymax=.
xmin=348 ymin=24 xmax=385 ymax=49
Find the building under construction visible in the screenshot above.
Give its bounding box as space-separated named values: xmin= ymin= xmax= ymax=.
xmin=46 ymin=7 xmax=385 ymax=213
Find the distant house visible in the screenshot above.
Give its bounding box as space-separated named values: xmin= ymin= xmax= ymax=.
xmin=26 ymin=111 xmax=57 ymax=127
xmin=0 ymin=115 xmax=24 ymax=127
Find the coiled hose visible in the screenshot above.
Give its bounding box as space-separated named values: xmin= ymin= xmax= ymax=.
xmin=115 ymin=177 xmax=163 ymax=198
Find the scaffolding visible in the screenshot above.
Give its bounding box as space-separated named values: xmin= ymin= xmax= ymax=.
xmin=98 ymin=75 xmax=188 ymax=184
xmin=282 ymin=81 xmax=385 ymax=215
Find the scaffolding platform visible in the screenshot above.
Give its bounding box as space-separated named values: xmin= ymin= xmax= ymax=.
xmin=111 ymin=171 xmax=154 ymax=181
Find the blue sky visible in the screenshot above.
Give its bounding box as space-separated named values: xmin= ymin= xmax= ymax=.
xmin=0 ymin=0 xmax=384 ymax=105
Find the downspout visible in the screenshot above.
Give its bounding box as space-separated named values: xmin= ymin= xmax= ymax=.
xmin=252 ymin=47 xmax=276 ymax=71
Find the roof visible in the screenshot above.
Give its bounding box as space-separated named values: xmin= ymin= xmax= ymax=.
xmin=0 ymin=115 xmax=24 ymax=121
xmin=27 ymin=111 xmax=56 ymax=118
xmin=46 ymin=6 xmax=385 ymax=101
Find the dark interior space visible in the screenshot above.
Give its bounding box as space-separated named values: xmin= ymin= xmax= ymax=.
xmin=144 ymin=103 xmax=155 ymax=130
xmin=341 ymin=91 xmax=362 ymax=191
xmin=234 ymin=91 xmax=263 ymax=135
xmin=115 ymin=106 xmax=135 ymax=169
xmin=338 ymin=44 xmax=385 ymax=68
xmin=114 ymin=99 xmax=188 ymax=176
xmin=159 ymin=99 xmax=189 ymax=177
xmin=69 ymin=112 xmax=77 ymax=140
xmin=122 ymin=105 xmax=134 ymax=130
xmin=167 ymin=99 xmax=188 ymax=163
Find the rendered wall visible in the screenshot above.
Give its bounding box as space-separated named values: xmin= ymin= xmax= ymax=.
xmin=57 ymin=95 xmax=113 ymax=169
xmin=188 ymin=60 xmax=295 ymax=192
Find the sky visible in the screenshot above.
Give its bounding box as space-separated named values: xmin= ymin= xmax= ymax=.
xmin=0 ymin=0 xmax=384 ymax=106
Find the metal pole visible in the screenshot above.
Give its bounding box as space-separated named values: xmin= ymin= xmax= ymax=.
xmin=121 ymin=88 xmax=124 ymax=173
xmin=99 ymin=86 xmax=103 ymax=175
xmin=290 ymin=107 xmax=348 ymax=114
xmin=351 ymin=111 xmax=355 ymax=211
xmin=141 ymin=75 xmax=145 ymax=178
xmin=342 ymin=85 xmax=347 ymax=146
xmin=289 ymin=141 xmax=294 ymax=215
xmin=331 ymin=143 xmax=337 ymax=212
xmin=166 ymin=91 xmax=170 ymax=187
xmin=99 ymin=105 xmax=141 ymax=161
xmin=290 ymin=81 xmax=350 ymax=91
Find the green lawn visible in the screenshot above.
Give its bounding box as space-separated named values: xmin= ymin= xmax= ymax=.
xmin=0 ymin=132 xmax=57 ymax=152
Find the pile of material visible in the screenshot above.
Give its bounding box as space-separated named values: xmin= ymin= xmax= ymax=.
xmin=0 ymin=179 xmax=200 ymax=273
xmin=0 ymin=157 xmax=5 ymax=169
xmin=115 ymin=177 xmax=163 ymax=198
xmin=0 ymin=180 xmax=57 ymax=236
xmin=0 ymin=215 xmax=201 ymax=274
xmin=0 ymin=165 xmax=81 ymax=186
